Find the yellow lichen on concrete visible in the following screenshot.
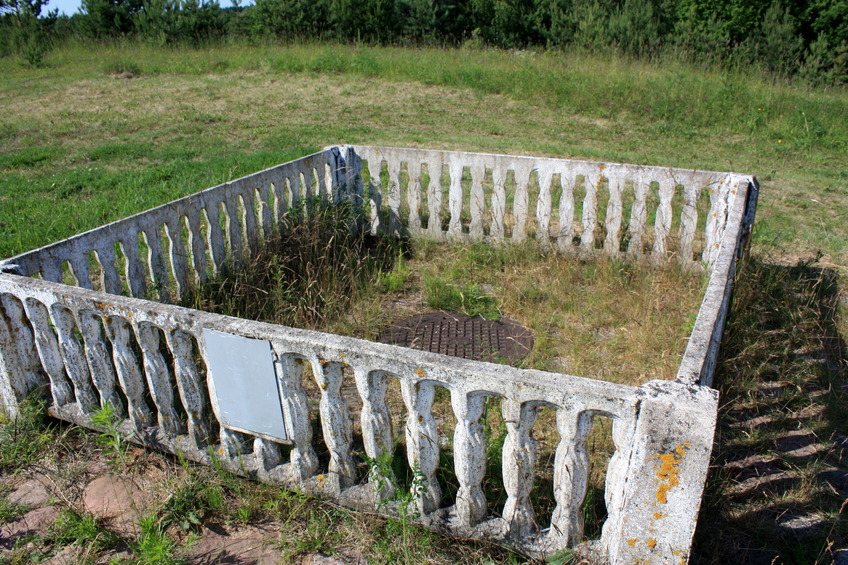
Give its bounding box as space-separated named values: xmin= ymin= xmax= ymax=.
xmin=654 ymin=443 xmax=687 ymax=504
xmin=647 ymin=539 xmax=657 ymax=549
xmin=627 ymin=538 xmax=639 ymax=547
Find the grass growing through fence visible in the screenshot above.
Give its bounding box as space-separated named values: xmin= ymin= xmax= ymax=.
xmin=0 ymin=398 xmax=527 ymax=565
xmin=181 ymin=198 xmax=407 ymax=331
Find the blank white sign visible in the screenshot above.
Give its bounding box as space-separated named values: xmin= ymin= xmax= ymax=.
xmin=203 ymin=329 xmax=289 ymax=443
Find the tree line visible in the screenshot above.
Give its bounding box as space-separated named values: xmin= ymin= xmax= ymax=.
xmin=1 ymin=0 xmax=846 ymax=85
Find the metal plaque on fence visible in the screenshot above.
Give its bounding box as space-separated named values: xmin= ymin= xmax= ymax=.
xmin=203 ymin=329 xmax=290 ymax=443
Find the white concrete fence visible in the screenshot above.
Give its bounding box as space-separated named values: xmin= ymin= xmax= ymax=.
xmin=0 ymin=146 xmax=758 ymax=563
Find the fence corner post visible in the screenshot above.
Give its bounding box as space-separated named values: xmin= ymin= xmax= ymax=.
xmin=605 ymin=380 xmax=718 ymax=565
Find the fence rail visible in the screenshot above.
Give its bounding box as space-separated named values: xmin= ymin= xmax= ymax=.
xmin=340 ymin=145 xmax=750 ymax=269
xmin=0 ymin=146 xmax=757 ymax=564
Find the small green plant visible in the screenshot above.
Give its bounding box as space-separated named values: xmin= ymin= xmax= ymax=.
xmin=48 ymin=508 xmax=120 ymax=552
xmin=89 ymin=402 xmax=129 ymax=466
xmin=0 ymin=494 xmax=27 ymax=524
xmin=366 ymin=451 xmax=429 ymax=565
xmin=545 ymin=548 xmax=578 ymax=564
xmin=377 ymin=252 xmax=410 ymax=292
xmin=0 ymin=396 xmax=53 ymax=471
xmin=423 ymin=275 xmax=500 ymax=320
xmin=134 ymin=514 xmax=182 ymax=565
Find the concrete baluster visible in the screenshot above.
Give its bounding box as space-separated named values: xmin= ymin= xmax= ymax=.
xmin=447 ymin=155 xmax=464 ymax=238
xmin=490 ymin=163 xmax=507 ymax=241
xmin=104 ymin=316 xmax=153 ymax=432
xmin=679 ymin=183 xmax=700 ymax=264
xmin=95 ymin=244 xmax=122 ymax=295
xmin=580 ymin=168 xmax=600 ymax=250
xmin=451 ymin=390 xmax=487 ymax=527
xmin=135 ymin=322 xmax=183 ymax=436
xmin=204 ymin=201 xmax=227 ymax=276
xmin=401 ymin=378 xmax=442 ymax=514
xmin=469 ymin=162 xmax=486 ymax=239
xmin=627 ymin=175 xmax=649 ymax=258
xmin=312 ymin=360 xmax=355 ymax=491
xmin=557 ymin=172 xmax=576 ymax=252
xmin=426 ymin=156 xmax=444 ymax=238
xmin=604 ymin=173 xmax=624 ymax=253
xmin=274 ymin=353 xmax=319 ymax=483
xmin=167 ymin=329 xmax=213 ymax=448
xmin=77 ymin=310 xmax=125 ymax=417
xmin=512 ymin=161 xmax=532 ymax=243
xmin=23 ymin=299 xmax=74 ymax=408
xmin=501 ymin=399 xmax=538 ymax=538
xmin=406 ymin=160 xmax=423 ymax=233
xmin=354 ymin=368 xmax=395 ymax=499
xmin=536 ymin=164 xmax=554 ymax=248
xmin=164 ymin=216 xmax=189 ymax=300
xmin=549 ymin=408 xmax=592 ymax=546
xmin=652 ymin=178 xmax=674 ymax=257
xmin=142 ymin=227 xmax=171 ymax=302
xmin=387 ymin=155 xmax=403 ymax=235
xmin=69 ymin=255 xmax=93 ymax=290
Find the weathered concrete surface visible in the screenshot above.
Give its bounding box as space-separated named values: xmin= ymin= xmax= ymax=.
xmin=605 ymin=380 xmax=719 ymax=564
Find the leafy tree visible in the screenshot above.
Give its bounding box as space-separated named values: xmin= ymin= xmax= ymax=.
xmin=0 ymin=0 xmax=54 ymax=64
xmin=79 ymin=0 xmax=143 ymax=38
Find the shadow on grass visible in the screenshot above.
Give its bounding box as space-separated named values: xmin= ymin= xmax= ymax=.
xmin=692 ymin=254 xmax=848 ymax=565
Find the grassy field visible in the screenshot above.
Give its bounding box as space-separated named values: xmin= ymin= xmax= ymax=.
xmin=1 ymin=41 xmax=847 ymax=564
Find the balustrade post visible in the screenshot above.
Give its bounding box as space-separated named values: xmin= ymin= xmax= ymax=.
xmin=167 ymin=329 xmax=212 ymax=448
xmin=549 ymin=408 xmax=592 ymax=546
xmin=354 ymin=368 xmax=395 ymax=499
xmin=401 ymin=378 xmax=441 ymax=515
xmin=603 ymin=381 xmax=718 ymax=565
xmin=77 ymin=310 xmax=125 ymax=417
xmin=451 ymin=390 xmax=487 ymax=527
xmin=273 ymin=353 xmax=318 ymax=483
xmin=501 ymin=399 xmax=538 ymax=538
xmin=312 ymin=360 xmax=355 ymax=491
xmin=135 ymin=322 xmax=184 ymax=436
xmin=24 ymin=298 xmax=74 ymax=409
xmin=104 ymin=316 xmax=154 ymax=432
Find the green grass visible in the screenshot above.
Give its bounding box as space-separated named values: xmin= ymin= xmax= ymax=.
xmin=0 ymin=41 xmax=845 ymax=269
xmin=691 ymin=249 xmax=848 ymax=564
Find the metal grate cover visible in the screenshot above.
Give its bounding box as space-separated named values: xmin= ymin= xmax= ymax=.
xmin=378 ymin=312 xmax=534 ymax=364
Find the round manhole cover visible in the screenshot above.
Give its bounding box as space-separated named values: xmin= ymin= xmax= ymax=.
xmin=377 ymin=312 xmax=534 ymax=365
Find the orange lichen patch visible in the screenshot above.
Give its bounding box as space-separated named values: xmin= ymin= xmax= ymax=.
xmin=647 ymin=539 xmax=657 ymax=549
xmin=627 ymin=538 xmax=639 ymax=547
xmin=653 ymin=512 xmax=667 ymax=520
xmin=654 ymin=443 xmax=687 ymax=504
xmin=416 ymin=368 xmax=426 ymax=378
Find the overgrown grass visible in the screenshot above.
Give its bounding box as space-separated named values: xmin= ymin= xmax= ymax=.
xmin=181 ymin=198 xmax=406 ymax=331
xmin=0 ymin=397 xmax=529 ymax=564
xmin=692 ymin=248 xmax=848 ymax=564
xmin=0 ymin=42 xmax=845 ymax=269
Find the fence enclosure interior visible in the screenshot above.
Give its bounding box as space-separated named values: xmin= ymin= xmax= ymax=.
xmin=0 ymin=146 xmax=758 ymax=564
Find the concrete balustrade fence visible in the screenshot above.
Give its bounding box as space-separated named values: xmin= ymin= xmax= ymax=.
xmin=0 ymin=146 xmax=758 ymax=564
